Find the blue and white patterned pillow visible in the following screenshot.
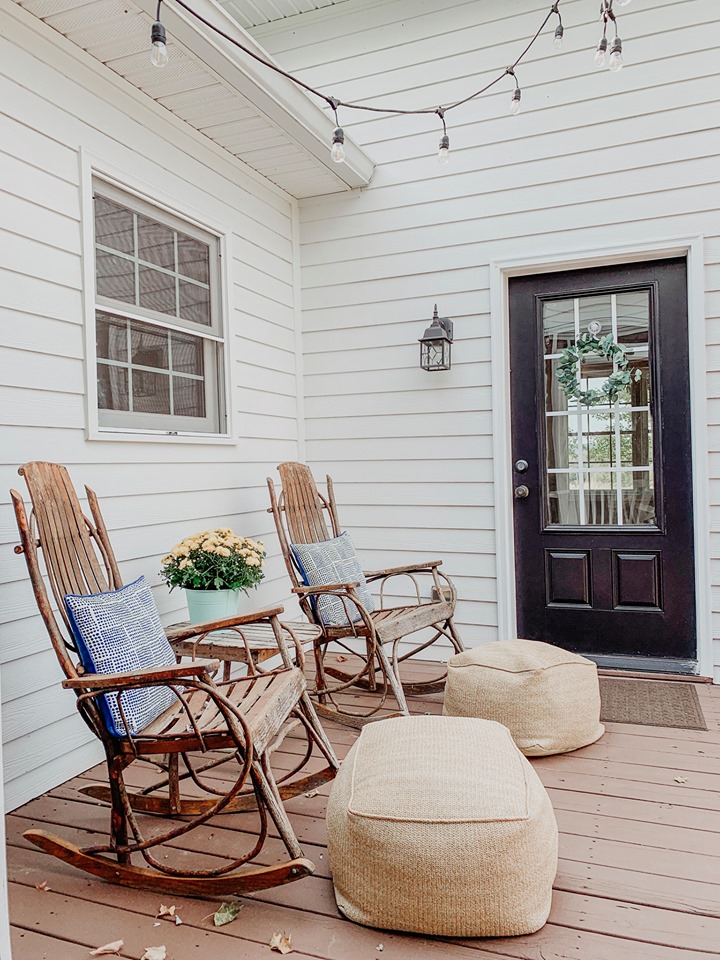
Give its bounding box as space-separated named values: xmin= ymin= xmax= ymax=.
xmin=291 ymin=532 xmax=375 ymax=627
xmin=64 ymin=576 xmax=177 ymax=738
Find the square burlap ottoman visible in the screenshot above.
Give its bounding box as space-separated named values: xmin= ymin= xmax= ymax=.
xmin=443 ymin=639 xmax=605 ymax=756
xmin=327 ymin=715 xmax=557 ymax=937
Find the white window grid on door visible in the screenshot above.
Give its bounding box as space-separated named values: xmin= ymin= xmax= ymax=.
xmin=544 ymin=293 xmax=652 ymax=527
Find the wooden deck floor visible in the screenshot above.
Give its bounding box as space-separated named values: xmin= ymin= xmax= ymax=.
xmin=6 ymin=664 xmax=720 ymax=959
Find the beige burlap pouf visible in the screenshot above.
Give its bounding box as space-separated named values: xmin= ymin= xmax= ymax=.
xmin=327 ymin=715 xmax=557 ymax=937
xmin=443 ymin=639 xmax=605 ymax=756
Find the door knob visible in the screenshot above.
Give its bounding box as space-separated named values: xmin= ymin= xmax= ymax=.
xmin=514 ymin=485 xmax=530 ymax=499
xmin=515 ymin=459 xmax=529 ymax=473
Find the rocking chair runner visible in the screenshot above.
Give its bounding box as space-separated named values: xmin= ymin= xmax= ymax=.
xmin=11 ymin=461 xmax=338 ymax=897
xmin=267 ymin=462 xmax=464 ymax=725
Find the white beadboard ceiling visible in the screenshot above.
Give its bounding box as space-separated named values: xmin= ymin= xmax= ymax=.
xmin=217 ymin=0 xmax=350 ymax=31
xmin=12 ymin=0 xmax=373 ymax=199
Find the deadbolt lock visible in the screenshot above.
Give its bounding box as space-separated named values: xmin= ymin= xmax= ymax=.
xmin=514 ymin=485 xmax=530 ymax=499
xmin=515 ymin=459 xmax=529 ymax=472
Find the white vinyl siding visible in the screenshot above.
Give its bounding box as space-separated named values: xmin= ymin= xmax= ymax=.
xmin=255 ymin=0 xmax=720 ymax=673
xmin=0 ymin=7 xmax=303 ymax=809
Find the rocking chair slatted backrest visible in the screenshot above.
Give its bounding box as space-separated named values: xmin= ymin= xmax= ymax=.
xmin=277 ymin=462 xmax=340 ymax=545
xmin=11 ymin=462 xmax=122 ymax=679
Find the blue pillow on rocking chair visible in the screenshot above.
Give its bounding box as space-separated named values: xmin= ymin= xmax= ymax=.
xmin=290 ymin=531 xmax=375 ymax=627
xmin=64 ymin=575 xmax=177 ymax=738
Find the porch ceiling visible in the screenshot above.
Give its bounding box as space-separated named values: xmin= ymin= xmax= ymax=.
xmin=12 ymin=0 xmax=374 ymax=199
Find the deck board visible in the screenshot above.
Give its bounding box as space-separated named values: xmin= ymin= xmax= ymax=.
xmin=6 ymin=664 xmax=720 ymax=959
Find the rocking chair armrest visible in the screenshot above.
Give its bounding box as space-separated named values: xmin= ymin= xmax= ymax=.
xmin=62 ymin=659 xmax=220 ymax=690
xmin=364 ymin=561 xmax=443 ymax=581
xmin=292 ymin=582 xmax=360 ymax=595
xmin=164 ymin=605 xmax=286 ymax=642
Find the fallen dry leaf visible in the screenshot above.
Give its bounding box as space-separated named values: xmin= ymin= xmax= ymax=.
xmin=156 ymin=904 xmax=182 ymax=925
xmin=376 ymin=946 xmax=384 ymax=952
xmin=674 ymin=776 xmax=689 ymax=784
xmin=89 ymin=942 xmax=123 ymax=957
xmin=335 ymin=655 xmax=347 ymax=662
xmin=141 ymin=948 xmax=166 ymax=960
xmin=35 ymin=881 xmax=51 ymax=892
xmin=304 ymin=790 xmax=318 ymax=799
xmin=269 ymin=931 xmax=293 ymax=954
xmin=213 ymin=901 xmax=243 ymax=926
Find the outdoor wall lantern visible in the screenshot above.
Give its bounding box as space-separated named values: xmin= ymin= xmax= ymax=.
xmin=419 ymin=304 xmax=453 ymax=371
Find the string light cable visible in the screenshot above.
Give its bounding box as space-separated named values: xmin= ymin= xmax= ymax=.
xmin=150 ymin=0 xmax=632 ymax=163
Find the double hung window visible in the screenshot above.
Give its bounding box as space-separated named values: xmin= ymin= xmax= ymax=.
xmin=92 ymin=182 xmax=226 ymax=435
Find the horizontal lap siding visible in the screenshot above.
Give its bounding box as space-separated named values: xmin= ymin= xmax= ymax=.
xmin=255 ymin=0 xmax=720 ymax=667
xmin=0 ymin=9 xmax=302 ymax=808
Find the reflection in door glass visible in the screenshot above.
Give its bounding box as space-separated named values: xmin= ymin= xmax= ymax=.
xmin=543 ymin=292 xmax=655 ymax=526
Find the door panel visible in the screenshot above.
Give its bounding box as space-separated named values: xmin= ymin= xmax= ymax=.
xmin=509 ymin=259 xmax=695 ymax=664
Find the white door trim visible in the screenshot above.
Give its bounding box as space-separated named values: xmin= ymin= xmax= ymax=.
xmin=489 ymin=236 xmax=712 ymax=679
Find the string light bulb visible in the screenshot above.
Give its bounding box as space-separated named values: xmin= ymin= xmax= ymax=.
xmin=150 ymin=1 xmax=168 ymax=68
xmin=510 ymin=86 xmax=522 ymax=115
xmin=594 ymin=36 xmax=608 ymax=66
xmin=330 ymin=127 xmax=345 ymax=163
xmin=437 ymin=134 xmax=450 ymax=165
xmin=608 ymin=35 xmax=623 ymax=71
xmin=328 ymin=98 xmax=345 ymax=163
xmin=551 ymin=4 xmax=564 ymax=50
xmin=435 ymin=107 xmax=450 ymax=164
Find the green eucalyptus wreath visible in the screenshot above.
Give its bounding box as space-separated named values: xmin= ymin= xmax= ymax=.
xmin=557 ymin=332 xmax=641 ymax=407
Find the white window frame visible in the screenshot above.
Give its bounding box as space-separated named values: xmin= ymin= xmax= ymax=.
xmin=81 ymin=159 xmax=234 ymax=444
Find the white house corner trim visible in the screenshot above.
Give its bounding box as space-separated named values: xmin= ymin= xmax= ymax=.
xmin=489 ymin=236 xmax=713 ymax=680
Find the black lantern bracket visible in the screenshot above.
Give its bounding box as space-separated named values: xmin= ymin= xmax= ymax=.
xmin=419 ymin=304 xmax=454 ymax=372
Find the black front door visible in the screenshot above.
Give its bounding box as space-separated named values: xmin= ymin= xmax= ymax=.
xmin=509 ymin=259 xmax=696 ymax=666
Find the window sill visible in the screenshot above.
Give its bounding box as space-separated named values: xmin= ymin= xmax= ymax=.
xmin=87 ymin=427 xmax=236 ymax=445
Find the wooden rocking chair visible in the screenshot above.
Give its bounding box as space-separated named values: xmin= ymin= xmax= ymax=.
xmin=267 ymin=462 xmax=464 ymax=726
xmin=11 ymin=461 xmax=338 ymax=897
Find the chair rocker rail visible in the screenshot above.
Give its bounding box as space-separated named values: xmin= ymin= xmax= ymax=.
xmin=11 ymin=460 xmax=339 ymax=896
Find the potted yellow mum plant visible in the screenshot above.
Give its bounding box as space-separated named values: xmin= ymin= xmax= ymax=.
xmin=160 ymin=528 xmax=266 ymax=625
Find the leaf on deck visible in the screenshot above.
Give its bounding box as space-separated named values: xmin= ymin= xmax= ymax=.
xmin=213 ymin=901 xmax=244 ymax=926
xmin=269 ymin=931 xmax=293 ymax=954
xmin=89 ymin=942 xmax=124 ymax=956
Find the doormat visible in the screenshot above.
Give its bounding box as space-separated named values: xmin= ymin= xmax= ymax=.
xmin=599 ymin=678 xmax=707 ymax=730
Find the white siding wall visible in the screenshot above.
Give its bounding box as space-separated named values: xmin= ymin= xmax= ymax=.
xmin=0 ymin=7 xmax=304 ymax=809
xmin=255 ymin=0 xmax=720 ymax=673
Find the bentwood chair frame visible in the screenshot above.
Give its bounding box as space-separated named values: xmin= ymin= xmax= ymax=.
xmin=11 ymin=461 xmax=338 ymax=897
xmin=267 ymin=462 xmax=464 ymax=726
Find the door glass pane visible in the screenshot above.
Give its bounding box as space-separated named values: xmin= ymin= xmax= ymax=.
xmin=543 ymin=291 xmax=656 ymax=527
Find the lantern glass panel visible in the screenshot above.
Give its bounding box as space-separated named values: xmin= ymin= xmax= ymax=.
xmin=421 ymin=337 xmax=451 ymax=371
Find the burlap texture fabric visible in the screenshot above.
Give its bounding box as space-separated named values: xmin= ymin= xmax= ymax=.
xmin=327 ymin=715 xmax=557 ymax=937
xmin=443 ymin=639 xmax=605 ymax=756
